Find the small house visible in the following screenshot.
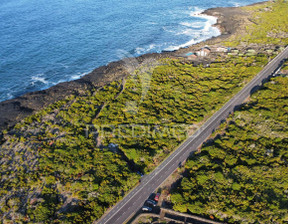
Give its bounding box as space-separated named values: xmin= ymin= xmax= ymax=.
xmin=196 ymin=47 xmax=211 ymax=57
xmin=185 ymin=52 xmax=198 ymax=60
xmin=187 ymin=53 xmax=198 ymax=59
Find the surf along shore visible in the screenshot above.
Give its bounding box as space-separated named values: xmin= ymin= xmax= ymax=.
xmin=2 ymin=0 xmax=288 ymax=222
xmin=0 ymin=1 xmax=267 ymax=132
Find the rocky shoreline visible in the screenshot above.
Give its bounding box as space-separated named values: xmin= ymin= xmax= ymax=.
xmin=0 ymin=1 xmax=266 ymax=131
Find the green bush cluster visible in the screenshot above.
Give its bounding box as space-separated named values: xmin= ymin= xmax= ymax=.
xmin=171 ymin=76 xmax=288 ymax=223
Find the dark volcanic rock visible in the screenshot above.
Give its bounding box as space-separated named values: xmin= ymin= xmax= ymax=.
xmin=0 ymin=79 xmax=91 ymax=130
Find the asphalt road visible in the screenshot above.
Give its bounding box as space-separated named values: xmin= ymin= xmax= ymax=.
xmin=96 ymin=47 xmax=288 ymax=224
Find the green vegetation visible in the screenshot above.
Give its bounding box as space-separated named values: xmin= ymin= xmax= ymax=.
xmin=95 ymin=56 xmax=267 ymax=171
xmin=171 ymin=75 xmax=288 ymax=223
xmin=0 ymin=82 xmax=139 ymax=223
xmin=1 ymin=0 xmax=287 ymax=222
xmin=0 ymin=54 xmax=269 ymax=222
xmin=226 ymin=0 xmax=288 ymax=46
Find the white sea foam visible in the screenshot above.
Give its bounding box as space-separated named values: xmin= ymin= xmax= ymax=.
xmin=175 ymin=28 xmax=199 ymax=36
xmin=165 ymin=26 xmax=220 ymax=51
xmin=189 ymin=8 xmax=218 ymax=33
xmin=147 ymin=44 xmax=156 ymax=51
xmin=30 ymin=71 xmax=89 ymax=91
xmin=135 ymin=47 xmax=144 ymax=55
xmin=59 ymin=63 xmax=69 ymax=69
xmin=135 ymin=44 xmax=156 ymax=55
xmin=180 ymin=22 xmax=193 ymax=27
xmin=31 ymin=74 xmax=49 ymax=85
xmin=70 ymin=71 xmax=88 ymax=80
xmin=189 ymin=6 xmax=204 ymax=16
xmin=191 ymin=13 xmax=218 ymax=30
xmin=71 ymin=75 xmax=82 ymax=80
xmin=180 ymin=21 xmax=203 ymax=29
xmin=6 ymin=92 xmax=14 ymax=100
xmin=166 ymin=24 xmax=220 ymax=51
xmin=51 ymin=80 xmax=65 ymax=85
xmin=233 ymin=2 xmax=241 ymax=7
xmin=165 ymin=39 xmax=196 ymax=51
xmin=165 ymin=6 xmax=220 ymax=51
xmin=181 ymin=29 xmax=194 ymax=36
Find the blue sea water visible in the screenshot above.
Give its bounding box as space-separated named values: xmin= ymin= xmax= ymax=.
xmin=0 ymin=0 xmax=263 ymax=102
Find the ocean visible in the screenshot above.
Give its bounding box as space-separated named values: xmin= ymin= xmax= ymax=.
xmin=0 ymin=0 xmax=263 ymax=102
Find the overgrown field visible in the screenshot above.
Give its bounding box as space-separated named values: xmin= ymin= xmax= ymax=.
xmin=226 ymin=0 xmax=288 ymax=46
xmin=171 ymin=72 xmax=288 ymax=223
xmin=1 ymin=0 xmax=287 ymax=222
xmin=0 ymin=54 xmax=268 ymax=222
